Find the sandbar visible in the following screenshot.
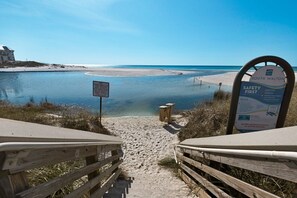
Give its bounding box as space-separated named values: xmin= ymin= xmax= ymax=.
xmin=198 ymin=72 xmax=297 ymax=86
xmin=0 ymin=65 xmax=195 ymax=77
xmin=85 ymin=67 xmax=194 ymax=77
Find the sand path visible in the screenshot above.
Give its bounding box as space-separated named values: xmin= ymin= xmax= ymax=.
xmin=102 ymin=116 xmax=197 ymax=198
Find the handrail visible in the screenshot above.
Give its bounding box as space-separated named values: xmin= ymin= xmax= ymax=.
xmin=177 ymin=144 xmax=297 ymax=161
xmin=176 ymin=126 xmax=297 ymax=197
xmin=0 ymin=118 xmax=122 ymax=143
xmin=0 ymin=118 xmax=123 ymax=198
xmin=0 ymin=141 xmax=122 ymax=151
xmin=180 ymin=126 xmax=297 ymax=151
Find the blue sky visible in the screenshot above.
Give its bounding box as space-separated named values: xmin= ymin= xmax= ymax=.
xmin=1 ymin=0 xmax=297 ymax=65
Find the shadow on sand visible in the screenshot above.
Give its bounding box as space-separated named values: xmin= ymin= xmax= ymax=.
xmin=103 ymin=177 xmax=134 ymax=198
xmin=163 ymin=122 xmax=183 ymax=134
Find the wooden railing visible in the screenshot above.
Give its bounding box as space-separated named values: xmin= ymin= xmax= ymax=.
xmin=0 ymin=118 xmax=123 ymax=198
xmin=175 ymin=126 xmax=297 ymax=198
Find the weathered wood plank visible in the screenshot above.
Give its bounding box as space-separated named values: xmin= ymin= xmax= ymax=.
xmin=65 ymin=161 xmax=121 ymax=198
xmin=90 ymin=169 xmax=121 ymax=198
xmin=180 ymin=126 xmax=297 ymax=152
xmin=0 ymin=141 xmax=121 ymax=152
xmin=2 ymin=145 xmax=121 ymax=174
xmin=179 ymin=154 xmax=280 ymax=198
xmin=16 ymin=155 xmax=121 ymax=198
xmin=181 ymin=148 xmax=297 ymax=183
xmin=86 ymin=154 xmax=100 ymax=195
xmin=0 ymin=118 xmax=122 ymax=143
xmin=178 ymin=169 xmax=211 ymax=198
xmin=180 ymin=163 xmax=231 ymax=198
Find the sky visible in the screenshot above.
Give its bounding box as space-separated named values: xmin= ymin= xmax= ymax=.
xmin=1 ymin=0 xmax=297 ymax=66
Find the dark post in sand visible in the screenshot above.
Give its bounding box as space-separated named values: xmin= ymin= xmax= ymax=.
xmin=93 ymin=81 xmax=110 ymax=122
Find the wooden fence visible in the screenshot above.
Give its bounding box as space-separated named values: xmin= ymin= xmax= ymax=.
xmin=0 ymin=118 xmax=123 ymax=198
xmin=175 ymin=126 xmax=297 ymax=198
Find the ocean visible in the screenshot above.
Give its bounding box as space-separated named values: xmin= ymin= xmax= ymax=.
xmin=0 ymin=65 xmax=240 ymax=116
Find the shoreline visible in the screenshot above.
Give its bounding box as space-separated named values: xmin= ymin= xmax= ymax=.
xmin=0 ymin=65 xmax=195 ymax=77
xmin=198 ymin=71 xmax=297 ymax=86
xmin=1 ymin=64 xmax=296 ymax=85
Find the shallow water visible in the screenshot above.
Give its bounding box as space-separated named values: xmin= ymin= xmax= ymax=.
xmin=0 ymin=66 xmax=234 ymax=116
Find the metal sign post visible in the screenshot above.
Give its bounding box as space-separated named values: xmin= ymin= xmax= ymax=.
xmin=93 ymin=81 xmax=110 ymax=122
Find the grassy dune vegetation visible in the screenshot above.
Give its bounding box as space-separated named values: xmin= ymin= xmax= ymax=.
xmin=178 ymin=86 xmax=297 ymax=197
xmin=0 ymin=61 xmax=46 ymax=68
xmin=0 ymin=99 xmax=110 ymax=197
xmin=0 ymin=99 xmax=110 ymax=134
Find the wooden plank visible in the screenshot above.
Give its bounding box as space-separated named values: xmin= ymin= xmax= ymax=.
xmin=180 ymin=163 xmax=231 ymax=198
xmin=0 ymin=118 xmax=122 ymax=143
xmin=182 ymin=148 xmax=297 ymax=183
xmin=179 ymin=154 xmax=280 ymax=198
xmin=179 ymin=126 xmax=297 ymax=152
xmin=86 ymin=155 xmax=100 ymax=195
xmin=0 ymin=141 xmax=121 ymax=152
xmin=2 ymin=145 xmax=121 ymax=174
xmin=0 ymin=152 xmax=5 ymax=170
xmin=16 ymin=155 xmax=121 ymax=198
xmin=90 ymin=169 xmax=121 ymax=198
xmin=65 ymin=161 xmax=121 ymax=198
xmin=178 ymin=169 xmax=211 ymax=198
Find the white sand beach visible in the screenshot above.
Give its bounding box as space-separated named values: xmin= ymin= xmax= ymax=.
xmin=0 ymin=65 xmax=194 ymax=77
xmin=197 ymin=72 xmax=250 ymax=86
xmin=198 ymin=72 xmax=297 ymax=86
xmin=2 ymin=65 xmax=296 ymax=82
xmin=103 ymin=116 xmax=197 ymax=198
xmin=85 ymin=68 xmax=194 ymax=77
xmin=0 ymin=65 xmax=87 ymax=72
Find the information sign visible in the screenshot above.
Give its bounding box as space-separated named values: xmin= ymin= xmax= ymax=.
xmin=93 ymin=81 xmax=109 ymax=98
xmin=93 ymin=81 xmax=110 ymax=123
xmin=235 ymin=66 xmax=286 ymax=132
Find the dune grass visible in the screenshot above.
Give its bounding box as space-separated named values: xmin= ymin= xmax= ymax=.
xmin=178 ymin=90 xmax=231 ymax=141
xmin=0 ymin=99 xmax=110 ymax=134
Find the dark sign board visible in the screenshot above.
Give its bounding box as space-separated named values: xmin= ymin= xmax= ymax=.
xmin=93 ymin=81 xmax=109 ymax=98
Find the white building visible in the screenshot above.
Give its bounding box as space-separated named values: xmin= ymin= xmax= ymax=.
xmin=0 ymin=45 xmax=15 ymax=64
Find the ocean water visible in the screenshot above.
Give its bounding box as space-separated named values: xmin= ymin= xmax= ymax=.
xmin=0 ymin=65 xmax=237 ymax=116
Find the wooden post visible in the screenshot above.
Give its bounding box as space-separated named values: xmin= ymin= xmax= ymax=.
xmin=99 ymin=97 xmax=102 ymax=123
xmin=166 ymin=103 xmax=175 ymax=124
xmin=85 ymin=146 xmax=100 ymax=195
xmin=0 ymin=171 xmax=29 ymax=197
xmin=159 ymin=106 xmax=167 ymax=122
xmin=111 ymin=149 xmax=120 ymax=174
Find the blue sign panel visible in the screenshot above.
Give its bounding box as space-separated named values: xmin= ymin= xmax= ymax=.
xmin=235 ymin=66 xmax=286 ymax=132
